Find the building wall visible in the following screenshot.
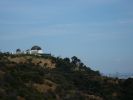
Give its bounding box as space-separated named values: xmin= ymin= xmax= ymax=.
xmin=30 ymin=50 xmax=43 ymax=54
xmin=38 ymin=50 xmax=43 ymax=54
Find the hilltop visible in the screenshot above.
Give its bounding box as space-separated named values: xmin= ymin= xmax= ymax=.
xmin=0 ymin=53 xmax=133 ymax=100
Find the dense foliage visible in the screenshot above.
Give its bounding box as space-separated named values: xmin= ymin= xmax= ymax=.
xmin=0 ymin=53 xmax=133 ymax=100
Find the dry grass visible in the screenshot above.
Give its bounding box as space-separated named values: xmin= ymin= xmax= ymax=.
xmin=33 ymin=79 xmax=57 ymax=93
xmin=17 ymin=96 xmax=25 ymax=100
xmin=8 ymin=56 xmax=55 ymax=69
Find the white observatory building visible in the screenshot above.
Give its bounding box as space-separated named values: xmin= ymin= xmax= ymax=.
xmin=30 ymin=45 xmax=43 ymax=54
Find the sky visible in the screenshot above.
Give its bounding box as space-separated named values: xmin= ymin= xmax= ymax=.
xmin=0 ymin=0 xmax=133 ymax=74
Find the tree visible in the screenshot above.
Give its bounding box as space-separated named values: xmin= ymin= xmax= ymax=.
xmin=63 ymin=57 xmax=70 ymax=63
xmin=71 ymin=56 xmax=81 ymax=65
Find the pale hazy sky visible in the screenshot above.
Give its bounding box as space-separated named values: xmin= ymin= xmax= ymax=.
xmin=0 ymin=0 xmax=133 ymax=74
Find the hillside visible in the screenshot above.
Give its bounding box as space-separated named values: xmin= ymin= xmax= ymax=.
xmin=0 ymin=53 xmax=133 ymax=100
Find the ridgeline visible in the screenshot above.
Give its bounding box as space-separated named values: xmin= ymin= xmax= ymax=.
xmin=0 ymin=53 xmax=133 ymax=100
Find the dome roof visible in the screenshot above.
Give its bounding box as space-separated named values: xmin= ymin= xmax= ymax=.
xmin=31 ymin=46 xmax=42 ymax=50
xmin=16 ymin=49 xmax=21 ymax=52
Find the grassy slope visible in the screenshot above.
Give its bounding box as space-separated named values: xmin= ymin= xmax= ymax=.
xmin=0 ymin=53 xmax=133 ymax=100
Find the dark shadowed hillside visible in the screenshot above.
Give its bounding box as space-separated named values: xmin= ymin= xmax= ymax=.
xmin=0 ymin=53 xmax=133 ymax=100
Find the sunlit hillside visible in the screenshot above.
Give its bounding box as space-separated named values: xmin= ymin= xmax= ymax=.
xmin=0 ymin=53 xmax=133 ymax=100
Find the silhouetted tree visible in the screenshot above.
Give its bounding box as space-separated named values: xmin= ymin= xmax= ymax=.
xmin=71 ymin=56 xmax=81 ymax=65
xmin=63 ymin=57 xmax=70 ymax=63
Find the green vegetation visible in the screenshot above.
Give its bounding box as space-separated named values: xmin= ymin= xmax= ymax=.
xmin=0 ymin=53 xmax=133 ymax=100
